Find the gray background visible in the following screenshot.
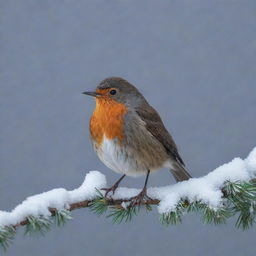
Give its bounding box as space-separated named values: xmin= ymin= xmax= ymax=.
xmin=1 ymin=0 xmax=256 ymax=255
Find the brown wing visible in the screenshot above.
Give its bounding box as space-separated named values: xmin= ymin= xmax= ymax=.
xmin=136 ymin=105 xmax=185 ymax=166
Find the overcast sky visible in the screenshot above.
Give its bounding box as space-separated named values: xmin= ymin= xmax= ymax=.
xmin=1 ymin=1 xmax=256 ymax=255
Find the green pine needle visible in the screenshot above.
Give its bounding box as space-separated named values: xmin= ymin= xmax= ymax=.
xmin=89 ymin=197 xmax=108 ymax=216
xmin=186 ymin=201 xmax=206 ymax=213
xmin=224 ymin=180 xmax=256 ymax=229
xmin=201 ymin=206 xmax=233 ymax=225
xmin=88 ymin=188 xmax=109 ymax=216
xmin=160 ymin=211 xmax=182 ymax=226
xmin=160 ymin=202 xmax=184 ymax=225
xmin=145 ymin=203 xmax=153 ymax=212
xmin=235 ymin=202 xmax=256 ymax=229
xmin=0 ymin=226 xmax=16 ymax=251
xmin=25 ymin=216 xmax=52 ymax=236
xmin=89 ymin=198 xmax=108 ymax=216
xmin=54 ymin=209 xmax=72 ymax=227
xmin=107 ymin=205 xmax=140 ymax=223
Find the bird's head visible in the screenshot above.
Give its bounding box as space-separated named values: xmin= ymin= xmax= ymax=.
xmin=83 ymin=77 xmax=146 ymax=107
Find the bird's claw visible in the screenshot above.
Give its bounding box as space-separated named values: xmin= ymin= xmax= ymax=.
xmin=129 ymin=188 xmax=152 ymax=207
xmin=102 ymin=185 xmax=118 ymax=198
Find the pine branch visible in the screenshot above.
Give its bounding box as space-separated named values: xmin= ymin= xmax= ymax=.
xmin=13 ymin=198 xmax=159 ymax=228
xmin=0 ymin=147 xmax=255 ymax=251
xmin=8 ymin=180 xmax=256 ymax=229
xmin=0 ymin=180 xmax=255 ymax=251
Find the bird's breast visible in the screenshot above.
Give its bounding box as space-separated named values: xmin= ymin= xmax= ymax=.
xmin=94 ymin=135 xmax=149 ymax=176
xmin=89 ymin=98 xmax=128 ymax=147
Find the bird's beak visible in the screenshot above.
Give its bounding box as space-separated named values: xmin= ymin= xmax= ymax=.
xmin=82 ymin=91 xmax=101 ymax=97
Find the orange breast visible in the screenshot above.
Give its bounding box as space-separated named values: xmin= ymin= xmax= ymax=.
xmin=90 ymin=98 xmax=128 ymax=146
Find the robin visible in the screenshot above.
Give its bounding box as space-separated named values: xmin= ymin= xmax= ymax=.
xmin=83 ymin=77 xmax=191 ymax=205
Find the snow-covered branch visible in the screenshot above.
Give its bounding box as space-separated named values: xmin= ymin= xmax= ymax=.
xmin=0 ymin=147 xmax=256 ymax=250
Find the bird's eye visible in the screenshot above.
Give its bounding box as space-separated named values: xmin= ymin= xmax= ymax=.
xmin=109 ymin=89 xmax=117 ymax=95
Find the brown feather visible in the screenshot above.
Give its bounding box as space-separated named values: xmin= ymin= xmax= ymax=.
xmin=135 ymin=105 xmax=185 ymax=166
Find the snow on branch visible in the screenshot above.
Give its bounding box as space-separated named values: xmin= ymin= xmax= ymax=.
xmin=0 ymin=147 xmax=256 ymax=250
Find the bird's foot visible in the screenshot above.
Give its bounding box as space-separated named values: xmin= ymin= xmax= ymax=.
xmin=102 ymin=184 xmax=118 ymax=198
xmin=129 ymin=187 xmax=152 ymax=207
xmin=102 ymin=174 xmax=126 ymax=198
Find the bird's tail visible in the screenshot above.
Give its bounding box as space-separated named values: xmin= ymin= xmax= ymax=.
xmin=170 ymin=162 xmax=192 ymax=182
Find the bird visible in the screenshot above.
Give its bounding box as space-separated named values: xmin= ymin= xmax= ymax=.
xmin=83 ymin=77 xmax=191 ymax=205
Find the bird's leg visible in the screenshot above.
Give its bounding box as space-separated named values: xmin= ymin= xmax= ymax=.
xmin=102 ymin=174 xmax=126 ymax=197
xmin=130 ymin=170 xmax=152 ymax=207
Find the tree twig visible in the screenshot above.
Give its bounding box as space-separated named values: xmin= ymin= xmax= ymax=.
xmin=13 ymin=198 xmax=160 ymax=228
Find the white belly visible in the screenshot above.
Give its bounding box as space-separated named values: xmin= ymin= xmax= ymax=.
xmin=94 ymin=136 xmax=148 ymax=177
